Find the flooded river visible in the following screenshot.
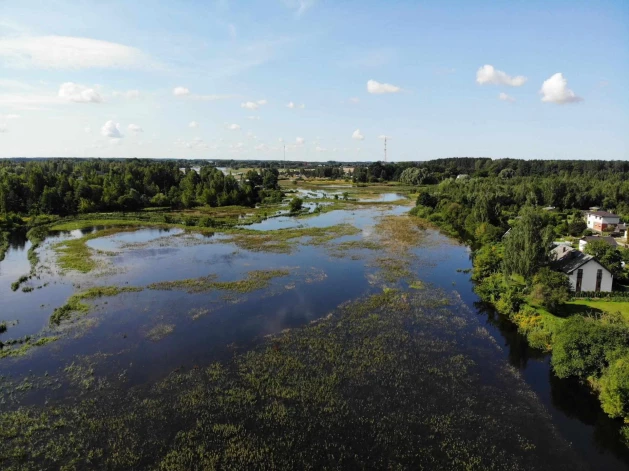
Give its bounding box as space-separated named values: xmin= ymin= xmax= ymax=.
xmin=0 ymin=195 xmax=627 ymax=469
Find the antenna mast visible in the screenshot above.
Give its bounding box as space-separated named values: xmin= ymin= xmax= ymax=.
xmin=384 ymin=136 xmax=387 ymax=163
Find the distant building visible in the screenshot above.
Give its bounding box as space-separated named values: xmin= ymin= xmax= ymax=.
xmin=342 ymin=167 xmax=355 ymax=175
xmin=585 ymin=210 xmax=620 ymax=232
xmin=578 ymin=236 xmax=618 ymax=252
xmin=456 ymin=174 xmax=469 ymax=180
xmin=551 ymin=244 xmax=613 ymax=293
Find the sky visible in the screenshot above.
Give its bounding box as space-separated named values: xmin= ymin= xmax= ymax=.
xmin=0 ymin=0 xmax=627 ymax=161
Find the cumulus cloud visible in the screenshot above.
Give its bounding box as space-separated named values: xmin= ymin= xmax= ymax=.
xmin=499 ymin=92 xmax=515 ymax=103
xmin=189 ymin=121 xmax=199 ymax=128
xmin=113 ymin=89 xmax=140 ymax=99
xmin=241 ymin=101 xmax=259 ymax=110
xmin=228 ymin=123 xmax=241 ymax=131
xmin=278 ymin=138 xmax=284 ymax=143
xmin=173 ymin=86 xmax=190 ymax=96
xmin=367 ymin=79 xmax=401 ymax=94
xmin=296 ymin=137 xmax=305 ymax=145
xmin=257 ymin=99 xmax=267 ymax=105
xmin=58 ymin=82 xmax=102 ymax=103
xmin=540 ymin=73 xmax=582 ymax=104
xmin=315 ymin=146 xmax=327 ymax=152
xmin=101 ymin=120 xmax=122 ymax=138
xmin=352 ymin=129 xmax=364 ymax=140
xmin=476 ymin=65 xmax=527 ymax=87
xmin=0 ymin=36 xmax=152 ymax=69
xmin=287 ymin=101 xmax=295 ymax=109
xmin=128 ymin=124 xmax=143 ymax=134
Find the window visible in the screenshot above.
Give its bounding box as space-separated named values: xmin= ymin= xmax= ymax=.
xmin=576 ymin=269 xmax=583 ymax=293
xmin=596 ymin=269 xmax=603 ymax=292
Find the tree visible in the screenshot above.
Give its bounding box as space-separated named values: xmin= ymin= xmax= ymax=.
xmin=416 ymin=192 xmax=437 ymax=209
xmin=531 ymin=267 xmax=570 ymax=314
xmin=289 ymin=197 xmax=303 ymax=213
xmin=502 ymin=207 xmax=554 ymax=279
xmin=599 ymin=354 xmax=629 ymax=419
xmin=584 ymin=239 xmax=623 ymax=278
xmin=567 ymin=218 xmax=587 ymax=236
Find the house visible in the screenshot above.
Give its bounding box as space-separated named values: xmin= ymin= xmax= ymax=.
xmin=578 ymin=236 xmax=618 ymax=252
xmin=456 ymin=174 xmax=469 ymax=180
xmin=551 ymin=245 xmax=613 ymax=293
xmin=585 ymin=210 xmax=620 ymax=232
xmin=342 ymin=167 xmax=355 ymax=175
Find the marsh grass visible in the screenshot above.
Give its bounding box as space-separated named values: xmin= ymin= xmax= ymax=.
xmin=0 ymin=336 xmax=58 ymax=359
xmin=148 ymin=269 xmax=291 ymax=294
xmin=50 ymin=286 xmax=143 ymax=325
xmin=146 ymin=323 xmax=175 ymax=342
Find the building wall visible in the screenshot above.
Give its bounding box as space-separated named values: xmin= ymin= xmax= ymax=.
xmin=586 ymin=214 xmax=620 ymax=232
xmin=567 ymin=260 xmax=613 ymax=292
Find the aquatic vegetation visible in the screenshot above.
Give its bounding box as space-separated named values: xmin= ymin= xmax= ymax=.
xmin=226 ymin=224 xmax=360 ymax=253
xmin=50 ymin=286 xmax=143 ymax=325
xmin=0 ymin=336 xmax=58 ymax=359
xmin=148 ymin=269 xmax=291 ymax=294
xmin=10 ymin=275 xmax=28 ymax=292
xmin=146 ymin=323 xmax=176 ymax=341
xmin=0 ymin=290 xmax=582 ymax=470
xmin=0 ymin=322 xmax=6 ymax=333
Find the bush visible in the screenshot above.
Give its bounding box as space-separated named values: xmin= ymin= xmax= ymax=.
xmin=531 ymin=267 xmax=570 ymax=314
xmin=599 ymin=355 xmax=629 ymax=419
xmin=568 ymin=219 xmax=587 ymax=236
xmin=552 ymin=316 xmax=629 ymax=379
xmin=289 ymin=197 xmax=303 ymax=213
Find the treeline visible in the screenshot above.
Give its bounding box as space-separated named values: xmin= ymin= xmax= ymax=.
xmin=409 ymin=175 xmax=629 ymax=438
xmin=0 ymin=159 xmax=281 ymax=217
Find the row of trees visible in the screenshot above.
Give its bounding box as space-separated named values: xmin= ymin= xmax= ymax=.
xmin=0 ymin=160 xmax=281 ymax=216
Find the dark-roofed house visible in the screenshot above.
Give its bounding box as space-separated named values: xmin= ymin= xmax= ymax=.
xmin=551 ymin=245 xmax=613 ymax=293
xmin=585 ymin=210 xmax=620 ymax=232
xmin=578 ymin=236 xmax=618 ymax=252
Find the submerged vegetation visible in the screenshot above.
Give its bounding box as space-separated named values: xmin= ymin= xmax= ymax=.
xmin=0 ymin=289 xmax=583 ymax=470
xmin=148 ymin=269 xmax=291 ymax=294
xmin=50 ymin=286 xmax=143 ymax=325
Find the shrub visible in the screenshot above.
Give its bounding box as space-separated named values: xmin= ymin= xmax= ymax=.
xmin=599 ymin=355 xmax=629 ymax=419
xmin=289 ymin=197 xmax=303 ymax=213
xmin=531 ymin=267 xmax=570 ymax=314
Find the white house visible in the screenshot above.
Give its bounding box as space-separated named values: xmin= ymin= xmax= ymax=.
xmin=551 ymin=245 xmax=613 ymax=293
xmin=578 ymin=236 xmax=617 ymax=252
xmin=585 ymin=210 xmax=620 ymax=232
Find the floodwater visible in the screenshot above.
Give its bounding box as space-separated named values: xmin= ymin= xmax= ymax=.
xmin=0 ymin=201 xmax=628 ymax=470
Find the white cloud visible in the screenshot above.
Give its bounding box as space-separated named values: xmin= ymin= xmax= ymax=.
xmin=101 ymin=120 xmax=122 ymax=138
xmin=352 ymin=129 xmax=364 ymax=140
xmin=315 ymin=146 xmax=327 ymax=152
xmin=173 ymin=86 xmax=190 ymax=96
xmin=241 ymin=101 xmax=259 ymax=110
xmin=476 ymin=65 xmax=527 ymax=87
xmin=540 ymin=73 xmax=582 ymax=104
xmin=247 ymin=116 xmax=260 ymax=120
xmin=255 ymin=143 xmax=268 ymax=151
xmin=84 ymin=126 xmax=91 ymax=133
xmin=231 ymin=142 xmax=245 ymax=150
xmin=499 ymin=92 xmax=515 ymax=103
xmin=0 ymin=79 xmax=33 ymax=90
xmin=287 ymin=101 xmax=295 ymax=109
xmin=296 ymin=137 xmax=305 ymax=145
xmin=58 ymin=82 xmax=102 ymax=103
xmin=283 ymin=0 xmax=316 ymax=17
xmin=0 ymin=124 xmax=7 ymax=133
xmin=278 ymin=138 xmax=284 ymax=143
xmin=182 ymin=137 xmax=208 ymax=149
xmin=128 ymin=124 xmax=143 ymax=134
xmin=378 ymin=134 xmax=390 ymax=140
xmin=367 ymin=79 xmax=401 ymax=94
xmin=257 ymin=99 xmax=267 ymax=105
xmin=299 ymin=103 xmax=305 ymax=109
xmin=0 ymin=113 xmax=20 ymax=120
xmin=189 ymin=121 xmax=199 ymax=128
xmin=228 ymin=123 xmax=241 ymax=131
xmin=113 ymin=89 xmax=140 ymax=99
xmin=348 ymin=97 xmax=360 ymax=104
xmin=0 ymin=36 xmax=151 ymax=69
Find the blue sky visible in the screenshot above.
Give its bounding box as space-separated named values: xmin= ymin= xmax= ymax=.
xmin=0 ymin=0 xmax=627 ymax=161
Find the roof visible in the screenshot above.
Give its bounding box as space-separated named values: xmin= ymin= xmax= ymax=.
xmin=580 ymin=236 xmax=618 ymax=247
xmin=551 ymin=251 xmax=597 ymax=274
xmin=586 ymin=210 xmax=619 ymax=218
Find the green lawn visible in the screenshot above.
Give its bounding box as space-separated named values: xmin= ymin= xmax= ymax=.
xmin=564 ymin=300 xmax=629 ymax=323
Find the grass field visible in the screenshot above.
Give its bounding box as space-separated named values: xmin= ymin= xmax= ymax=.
xmin=564 ymin=300 xmax=629 ymax=323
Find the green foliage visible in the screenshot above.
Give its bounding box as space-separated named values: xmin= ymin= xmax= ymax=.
xmin=584 ymin=239 xmax=624 ymax=278
xmin=531 ymin=267 xmax=570 ymax=314
xmin=599 ymin=355 xmax=629 ymax=418
xmin=552 ymin=316 xmax=629 ymax=379
xmin=502 ymin=207 xmax=554 ymax=278
xmin=288 ymin=197 xmax=303 ymax=213
xmin=568 ymin=218 xmax=587 ymax=236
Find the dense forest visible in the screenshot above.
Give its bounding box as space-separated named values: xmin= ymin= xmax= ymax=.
xmin=0 ymin=159 xmax=281 ymax=217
